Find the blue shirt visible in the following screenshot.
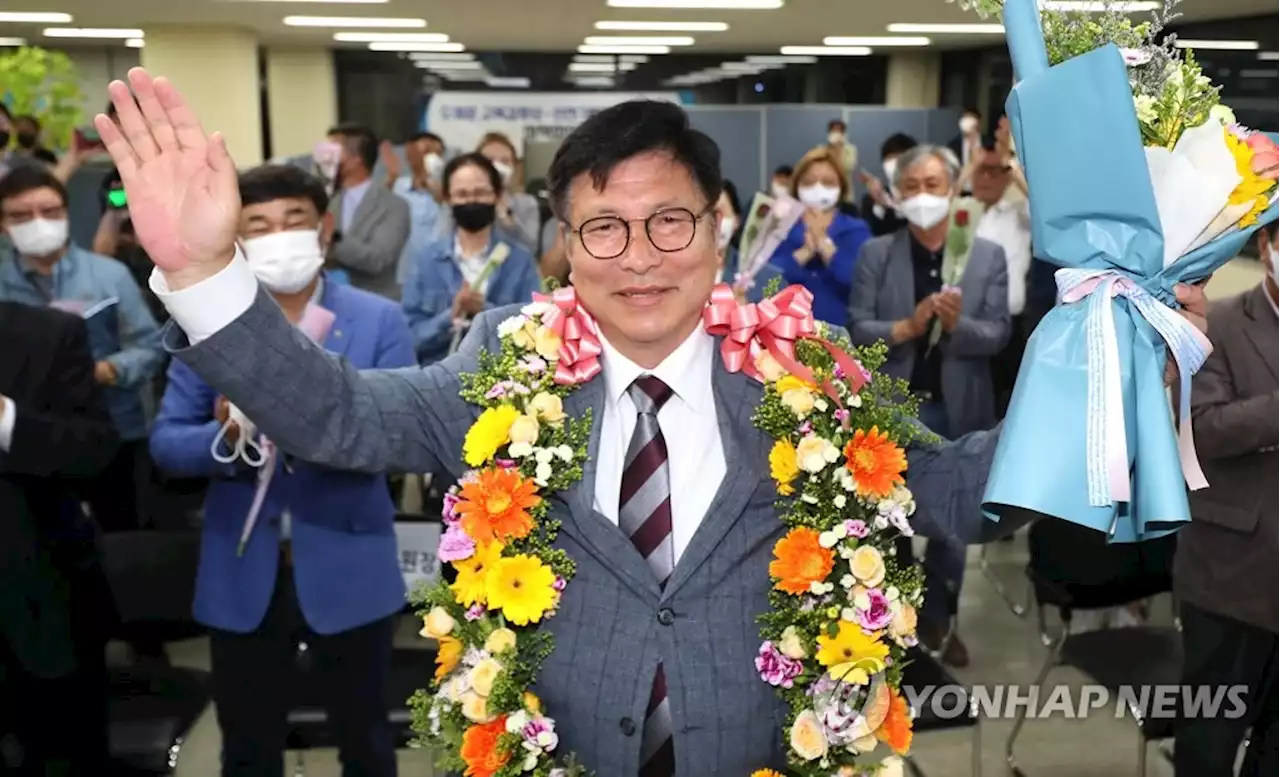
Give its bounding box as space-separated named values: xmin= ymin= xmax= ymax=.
xmin=768 ymin=212 xmax=872 ymax=329
xmin=391 ymin=176 xmax=444 ymax=285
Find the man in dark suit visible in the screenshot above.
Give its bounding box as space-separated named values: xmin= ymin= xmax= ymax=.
xmin=1172 ymin=223 xmax=1278 ymax=777
xmin=0 ymin=301 xmax=119 ymax=774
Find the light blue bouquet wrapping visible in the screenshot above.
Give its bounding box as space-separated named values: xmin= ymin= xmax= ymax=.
xmin=981 ymin=0 xmax=1279 ymax=542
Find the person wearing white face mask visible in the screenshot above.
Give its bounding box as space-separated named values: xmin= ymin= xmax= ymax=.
xmin=715 ymin=179 xmax=782 ymax=304
xmin=0 ymin=165 xmax=164 ymax=533
xmin=149 ymin=164 xmax=415 ymax=777
xmin=472 ymin=131 xmax=541 ymax=254
xmin=859 ymin=133 xmax=918 ymax=237
xmin=767 ymin=148 xmax=871 ymax=328
xmin=385 ymin=132 xmax=446 ymax=287
xmin=849 ymin=143 xmax=1011 ymax=668
xmin=948 ymin=108 xmax=983 ymax=195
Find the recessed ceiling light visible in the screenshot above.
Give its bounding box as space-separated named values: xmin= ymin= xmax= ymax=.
xmin=486 ymin=76 xmax=530 ymax=88
xmin=283 ymin=15 xmax=426 ymax=27
xmin=578 ymin=44 xmax=671 ymax=54
xmin=823 ymin=36 xmax=930 ymax=46
xmin=42 ymin=28 xmax=143 ymax=39
xmin=779 ymin=45 xmax=873 ymax=56
xmin=125 ymin=38 xmax=144 ymax=47
xmin=583 ymin=35 xmax=694 ymax=46
xmin=1174 ymin=39 xmax=1259 ymax=51
xmin=594 ymin=20 xmax=727 ymax=31
xmin=368 ymin=41 xmax=465 ymax=51
xmin=0 ymin=37 xmax=26 ymax=46
xmin=746 ymin=54 xmax=817 ymax=64
xmin=607 ymin=0 xmax=781 ymax=7
xmin=1041 ymin=1 xmax=1158 ymax=10
xmin=408 ymin=51 xmax=472 ymax=59
xmin=1259 ymin=51 xmax=1280 ymax=61
xmin=886 ymin=23 xmax=1004 ymax=33
xmin=0 ymin=12 xmax=73 ymax=22
xmin=333 ymin=32 xmax=448 ymax=41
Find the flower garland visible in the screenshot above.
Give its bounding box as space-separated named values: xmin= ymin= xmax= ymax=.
xmin=409 ymin=284 xmax=929 ymax=777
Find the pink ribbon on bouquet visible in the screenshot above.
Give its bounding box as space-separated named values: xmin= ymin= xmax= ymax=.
xmin=701 ymin=283 xmax=869 ymax=402
xmin=534 ymin=287 xmax=604 ymax=386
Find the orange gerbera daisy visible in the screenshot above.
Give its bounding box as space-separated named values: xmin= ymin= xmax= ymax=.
xmin=750 ymin=771 xmax=786 ymax=777
xmin=769 ymin=527 xmax=835 ymax=595
xmin=460 ymin=716 xmax=510 ymax=777
xmin=434 ymin=635 xmax=463 ymax=682
xmin=844 ymin=426 xmax=907 ymax=500
xmin=456 ymin=467 xmax=541 ymax=544
xmin=875 ymin=690 xmax=914 ymax=755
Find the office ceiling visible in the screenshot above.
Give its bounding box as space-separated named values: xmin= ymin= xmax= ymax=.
xmin=2 ymin=0 xmax=1276 ymax=54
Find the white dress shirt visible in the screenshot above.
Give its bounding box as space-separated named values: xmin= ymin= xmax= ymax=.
xmin=453 ymin=237 xmax=493 ymax=294
xmin=593 ymin=326 xmax=726 ymax=564
xmin=975 ymin=191 xmax=1033 ymax=316
xmin=340 ymin=179 xmax=373 ymax=235
xmin=151 ymin=256 xmax=730 ymax=564
xmin=0 ymin=395 xmax=14 ymax=452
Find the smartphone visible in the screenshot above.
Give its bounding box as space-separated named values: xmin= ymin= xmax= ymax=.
xmin=106 ymin=186 xmax=127 ymax=209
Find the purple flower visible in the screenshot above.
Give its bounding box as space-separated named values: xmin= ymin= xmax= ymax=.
xmin=834 ymin=408 xmax=850 ymax=423
xmin=858 ymin=364 xmax=872 ymax=384
xmin=484 ymin=382 xmax=510 ymax=400
xmin=799 ymin=421 xmax=813 ymax=435
xmin=755 ymin=641 xmax=804 ymax=689
xmin=845 ymin=519 xmax=869 ymax=539
xmin=854 ymin=588 xmax=893 ymax=631
xmin=833 ymin=363 xmax=845 ymax=380
xmin=496 ymin=458 xmax=517 ymax=469
xmin=552 ymin=576 xmax=567 ymax=592
xmin=437 ymin=525 xmax=476 ymax=563
xmin=521 ymin=716 xmax=559 ymax=752
xmin=519 ymin=356 xmax=547 ymax=375
xmin=465 ymin=603 xmax=485 ymax=621
xmin=441 ymin=491 xmax=461 ymax=525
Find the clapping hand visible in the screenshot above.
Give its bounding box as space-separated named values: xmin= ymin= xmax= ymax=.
xmin=453 ymin=285 xmax=485 ymax=318
xmin=933 ymin=288 xmax=963 ymax=332
xmin=93 ymin=68 xmax=240 ymax=290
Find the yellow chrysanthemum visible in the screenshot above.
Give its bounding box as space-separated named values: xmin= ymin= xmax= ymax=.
xmin=463 ymin=404 xmax=521 ymax=467
xmin=485 ymin=554 xmax=558 ymax=626
xmin=815 ymin=621 xmax=890 ymax=686
xmin=774 ymin=374 xmax=816 ymax=396
xmin=1225 ymin=128 xmax=1274 ymax=228
xmin=769 ymin=439 xmax=801 ymax=496
xmin=450 ymin=541 xmax=504 ymax=607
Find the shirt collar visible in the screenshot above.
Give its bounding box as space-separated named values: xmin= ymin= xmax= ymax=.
xmin=599 ymin=322 xmax=716 ymax=415
xmin=343 ymin=178 xmax=372 ymax=202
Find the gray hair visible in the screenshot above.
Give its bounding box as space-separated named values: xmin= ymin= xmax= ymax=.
xmin=892 ymin=144 xmax=961 ymax=191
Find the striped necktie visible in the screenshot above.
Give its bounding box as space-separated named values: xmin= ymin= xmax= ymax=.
xmin=620 ymin=375 xmax=676 ymax=777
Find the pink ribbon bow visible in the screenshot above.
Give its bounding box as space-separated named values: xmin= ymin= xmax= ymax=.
xmin=701 ymin=283 xmax=869 ymax=401
xmin=534 ymin=287 xmax=604 ymax=386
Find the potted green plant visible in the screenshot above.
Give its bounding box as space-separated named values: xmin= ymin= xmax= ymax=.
xmin=0 ymin=46 xmax=85 ymax=151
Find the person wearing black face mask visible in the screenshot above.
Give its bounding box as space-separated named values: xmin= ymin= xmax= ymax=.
xmin=13 ymin=116 xmax=59 ymax=166
xmin=400 ymin=152 xmax=542 ymax=365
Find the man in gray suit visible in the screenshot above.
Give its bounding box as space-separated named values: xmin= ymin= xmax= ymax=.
xmin=849 ymin=144 xmax=1010 ymax=667
xmin=327 ymin=123 xmax=411 ymax=300
xmin=1172 ymin=223 xmax=1277 ymax=777
xmin=93 ymin=68 xmax=1210 ymax=777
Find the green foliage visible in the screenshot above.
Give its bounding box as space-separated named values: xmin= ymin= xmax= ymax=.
xmin=0 ymin=47 xmax=84 ymax=150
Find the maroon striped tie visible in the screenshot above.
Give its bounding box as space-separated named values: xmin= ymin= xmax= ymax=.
xmin=621 ymin=376 xmax=675 ymax=777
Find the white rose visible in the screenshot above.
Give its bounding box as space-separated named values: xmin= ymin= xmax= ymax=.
xmin=508 ymin=414 xmax=541 ymax=446
xmin=778 ymin=625 xmax=807 ymax=659
xmin=527 ymin=392 xmax=567 ymax=424
xmin=461 ymin=691 xmax=496 ymax=723
xmin=499 ymin=315 xmax=529 ymax=337
xmin=420 ymin=606 xmax=455 ymax=639
xmin=781 ymin=388 xmax=815 ymax=418
xmin=789 ymin=709 xmax=829 ymax=761
xmin=796 ymin=435 xmax=837 ymax=474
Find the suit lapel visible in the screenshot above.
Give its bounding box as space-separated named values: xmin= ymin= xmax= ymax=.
xmin=1241 ymin=284 xmax=1279 ymax=382
xmin=319 ymin=282 xmax=356 ymax=359
xmin=888 ymin=230 xmax=915 ymax=320
xmin=350 ymin=186 xmax=381 ymax=234
xmin=663 ymin=349 xmax=769 ymax=599
xmin=560 ymin=375 xmax=664 ymax=600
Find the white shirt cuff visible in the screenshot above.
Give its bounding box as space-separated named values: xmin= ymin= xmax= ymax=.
xmin=872 ymin=204 xmax=886 ymax=220
xmin=149 ymin=248 xmax=260 ymax=345
xmin=0 ymin=396 xmax=15 ymax=453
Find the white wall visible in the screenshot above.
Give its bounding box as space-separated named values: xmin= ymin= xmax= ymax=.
xmin=51 ymin=44 xmax=141 ymax=119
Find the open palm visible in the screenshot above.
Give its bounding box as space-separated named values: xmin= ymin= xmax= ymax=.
xmin=94 ymin=68 xmax=239 ymax=276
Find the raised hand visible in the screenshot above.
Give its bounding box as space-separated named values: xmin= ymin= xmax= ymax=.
xmin=94 ymin=68 xmax=240 ymax=288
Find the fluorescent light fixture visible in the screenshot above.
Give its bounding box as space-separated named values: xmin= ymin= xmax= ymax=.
xmin=0 ymin=37 xmax=26 ymax=46
xmin=779 ymin=45 xmax=873 ymax=56
xmin=283 ymin=15 xmax=425 ymax=27
xmin=822 ymin=36 xmax=930 ymax=46
xmin=570 ymin=76 xmax=616 ymax=87
xmin=608 ymin=0 xmax=781 ymax=7
xmin=1259 ymin=51 xmax=1280 ymax=61
xmin=746 ymin=54 xmax=818 ymax=64
xmin=578 ymin=44 xmax=671 ymax=54
xmin=368 ymin=41 xmax=465 ymax=51
xmin=333 ymin=32 xmax=448 ymax=41
xmin=42 ymin=28 xmax=144 ymax=38
xmin=886 ymin=22 xmax=1004 ymax=33
xmin=487 ymin=76 xmax=530 ymax=88
xmin=594 ymin=20 xmax=727 ymax=31
xmin=415 ymin=60 xmax=482 ymax=69
xmin=1175 ymin=39 xmax=1259 ymax=51
xmin=408 ymin=51 xmax=473 ymax=60
xmin=720 ymin=62 xmax=766 ymax=71
xmin=1040 ymin=0 xmax=1158 ymax=10
xmin=0 ymin=12 xmax=73 ymax=22
xmin=125 ymin=37 xmax=144 ymax=47
xmin=620 ymin=54 xmax=649 ymax=62
xmin=583 ymin=35 xmax=694 ymax=46
xmin=569 ymin=62 xmax=619 ymax=72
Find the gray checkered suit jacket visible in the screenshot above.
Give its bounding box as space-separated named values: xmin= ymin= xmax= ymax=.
xmin=165 ymin=289 xmax=1007 ymax=775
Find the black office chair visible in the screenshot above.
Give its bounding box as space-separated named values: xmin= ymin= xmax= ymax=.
xmin=902 ymin=647 xmax=982 ymax=777
xmin=99 ymin=529 xmax=211 ymax=775
xmin=1005 ymin=519 xmax=1181 ymax=777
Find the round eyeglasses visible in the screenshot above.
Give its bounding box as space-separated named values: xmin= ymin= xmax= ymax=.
xmin=571 ymin=206 xmax=711 ymax=260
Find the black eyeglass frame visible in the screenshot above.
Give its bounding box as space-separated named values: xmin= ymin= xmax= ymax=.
xmin=567 ymin=204 xmax=715 ymax=260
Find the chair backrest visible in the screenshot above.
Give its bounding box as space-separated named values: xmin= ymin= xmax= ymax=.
xmin=1025 ymin=519 xmax=1175 ymax=612
xmin=100 ymin=529 xmax=203 ymax=642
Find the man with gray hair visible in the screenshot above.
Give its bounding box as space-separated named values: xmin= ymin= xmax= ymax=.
xmin=849 ymin=142 xmax=1011 ymax=666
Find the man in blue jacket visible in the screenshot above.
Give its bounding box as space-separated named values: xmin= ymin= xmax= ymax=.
xmin=149 ymin=165 xmax=415 ymax=777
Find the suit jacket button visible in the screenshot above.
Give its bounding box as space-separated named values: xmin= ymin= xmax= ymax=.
xmin=619 ymin=717 xmax=637 ymax=736
xmin=657 ymin=607 xmax=675 ymax=626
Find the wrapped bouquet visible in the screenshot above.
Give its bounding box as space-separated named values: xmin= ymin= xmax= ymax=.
xmin=961 ymin=0 xmax=1279 ymax=541
xmin=735 ymin=192 xmax=806 ymax=299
